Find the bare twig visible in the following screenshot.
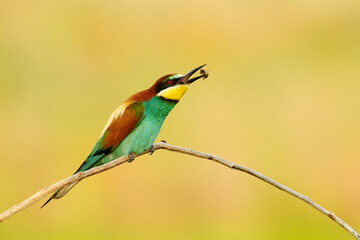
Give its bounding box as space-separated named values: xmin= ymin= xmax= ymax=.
xmin=0 ymin=142 xmax=358 ymax=239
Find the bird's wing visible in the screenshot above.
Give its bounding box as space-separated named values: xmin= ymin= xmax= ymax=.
xmin=76 ymin=101 xmax=144 ymax=172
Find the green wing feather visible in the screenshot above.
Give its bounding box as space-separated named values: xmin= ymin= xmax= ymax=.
xmin=75 ymin=101 xmax=144 ymax=172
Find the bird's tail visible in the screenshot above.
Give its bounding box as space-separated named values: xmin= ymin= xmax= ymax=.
xmin=41 ymin=154 xmax=105 ymax=208
xmin=41 ymin=180 xmax=80 ymax=208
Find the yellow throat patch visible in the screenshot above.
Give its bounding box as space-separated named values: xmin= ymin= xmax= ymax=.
xmin=157 ymin=85 xmax=189 ymax=101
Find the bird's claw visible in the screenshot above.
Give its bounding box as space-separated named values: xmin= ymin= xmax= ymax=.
xmin=149 ymin=145 xmax=155 ymax=155
xmin=128 ymin=153 xmax=135 ymax=163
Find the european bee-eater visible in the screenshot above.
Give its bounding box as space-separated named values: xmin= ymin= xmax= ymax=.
xmin=42 ymin=65 xmax=208 ymax=208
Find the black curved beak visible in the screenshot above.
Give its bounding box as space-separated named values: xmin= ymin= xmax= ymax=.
xmin=178 ymin=64 xmax=207 ymax=85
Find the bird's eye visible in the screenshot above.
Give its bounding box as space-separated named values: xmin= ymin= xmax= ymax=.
xmin=167 ymin=80 xmax=173 ymax=85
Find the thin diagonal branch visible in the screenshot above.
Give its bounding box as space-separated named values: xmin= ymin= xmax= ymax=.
xmin=0 ymin=142 xmax=358 ymax=239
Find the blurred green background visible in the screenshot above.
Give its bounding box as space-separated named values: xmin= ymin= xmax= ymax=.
xmin=0 ymin=0 xmax=359 ymax=239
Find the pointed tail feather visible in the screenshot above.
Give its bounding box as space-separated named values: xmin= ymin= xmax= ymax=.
xmin=41 ymin=153 xmax=106 ymax=208
xmin=41 ymin=181 xmax=80 ymax=208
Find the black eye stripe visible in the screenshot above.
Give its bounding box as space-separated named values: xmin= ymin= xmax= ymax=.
xmin=155 ymin=75 xmax=182 ymax=93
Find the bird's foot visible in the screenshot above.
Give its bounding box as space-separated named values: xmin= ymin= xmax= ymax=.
xmin=128 ymin=153 xmax=135 ymax=163
xmin=161 ymin=139 xmax=167 ymax=143
xmin=149 ymin=145 xmax=155 ymax=155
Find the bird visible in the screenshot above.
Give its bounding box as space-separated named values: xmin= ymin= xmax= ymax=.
xmin=41 ymin=64 xmax=208 ymax=208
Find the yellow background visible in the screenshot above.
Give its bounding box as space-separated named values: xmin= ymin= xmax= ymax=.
xmin=0 ymin=0 xmax=359 ymax=239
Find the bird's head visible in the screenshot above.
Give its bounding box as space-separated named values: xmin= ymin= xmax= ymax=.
xmin=153 ymin=64 xmax=208 ymax=102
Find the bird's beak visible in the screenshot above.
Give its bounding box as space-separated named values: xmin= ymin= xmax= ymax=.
xmin=178 ymin=64 xmax=207 ymax=85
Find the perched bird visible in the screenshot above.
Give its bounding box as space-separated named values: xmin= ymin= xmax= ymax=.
xmin=42 ymin=65 xmax=208 ymax=208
